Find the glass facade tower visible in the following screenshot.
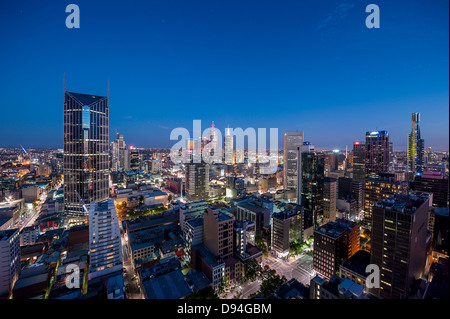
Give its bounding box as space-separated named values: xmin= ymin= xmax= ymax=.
xmin=63 ymin=91 xmax=110 ymax=221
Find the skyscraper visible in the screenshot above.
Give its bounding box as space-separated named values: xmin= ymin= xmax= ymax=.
xmin=185 ymin=163 xmax=209 ymax=202
xmin=323 ymin=177 xmax=337 ymax=223
xmin=283 ymin=132 xmax=304 ymax=201
xmin=370 ymin=192 xmax=431 ymax=299
xmin=224 ymin=127 xmax=234 ymax=165
xmin=365 ymin=130 xmax=390 ymax=177
xmin=352 ymin=141 xmax=365 ymax=184
xmin=364 ymin=173 xmax=408 ymax=219
xmin=111 ymin=132 xmax=126 ymax=172
xmin=88 ymin=199 xmax=123 ymax=280
xmin=407 ymin=113 xmax=425 ymax=174
xmin=63 ymin=91 xmax=110 ymax=222
xmin=129 ymin=147 xmax=140 ymax=171
xmin=302 ymin=152 xmax=325 ymax=227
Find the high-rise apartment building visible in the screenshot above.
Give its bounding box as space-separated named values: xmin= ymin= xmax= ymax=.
xmin=88 ymin=199 xmax=123 ymax=280
xmin=370 ymin=192 xmax=431 ymax=299
xmin=365 ymin=131 xmax=390 ymax=177
xmin=63 ymin=91 xmax=109 ymax=222
xmin=407 ymin=113 xmax=425 ymax=174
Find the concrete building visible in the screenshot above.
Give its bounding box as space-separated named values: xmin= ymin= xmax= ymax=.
xmin=236 ymin=201 xmax=270 ymax=236
xmin=370 ymin=192 xmax=432 ymax=299
xmin=271 ymin=205 xmax=304 ymax=258
xmin=0 ymin=228 xmax=20 ymax=296
xmin=413 ymin=171 xmax=449 ymax=208
xmin=203 ymin=208 xmax=234 ymax=259
xmin=88 ymin=199 xmax=123 ymax=280
xmin=20 ymin=225 xmax=39 ymax=247
xmin=313 ymin=219 xmax=360 ymax=280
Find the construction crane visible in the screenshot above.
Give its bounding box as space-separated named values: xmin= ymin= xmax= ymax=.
xmin=74 ymin=190 xmax=89 ymax=214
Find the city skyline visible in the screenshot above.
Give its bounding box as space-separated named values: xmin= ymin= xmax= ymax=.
xmin=1 ymin=0 xmax=449 ymax=306
xmin=0 ymin=0 xmax=448 ymax=150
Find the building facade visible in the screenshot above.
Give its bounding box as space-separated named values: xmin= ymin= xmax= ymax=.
xmin=63 ymin=91 xmax=109 ymax=222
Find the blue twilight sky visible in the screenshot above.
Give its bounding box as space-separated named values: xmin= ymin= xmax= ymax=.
xmin=0 ymin=0 xmax=448 ymax=150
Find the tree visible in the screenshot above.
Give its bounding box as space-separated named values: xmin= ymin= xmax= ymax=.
xmin=244 ymin=258 xmax=261 ymax=282
xmin=217 ymin=277 xmax=230 ymax=297
xmin=185 ymin=286 xmax=218 ymax=299
xmin=259 ymin=270 xmax=287 ymax=297
xmin=168 ymin=194 xmax=173 ymax=202
xmin=255 ymin=235 xmax=269 ymax=258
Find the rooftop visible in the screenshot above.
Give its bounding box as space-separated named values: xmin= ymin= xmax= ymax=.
xmin=143 ymin=269 xmax=192 ymax=299
xmin=374 ymin=192 xmax=431 ymax=214
xmin=186 ymin=217 xmax=204 ymax=228
xmin=0 ymin=228 xmax=18 ymax=241
xmin=67 ymin=92 xmax=107 ymax=106
xmin=315 ymin=219 xmax=357 ymax=239
xmin=340 ymin=250 xmax=371 ymax=278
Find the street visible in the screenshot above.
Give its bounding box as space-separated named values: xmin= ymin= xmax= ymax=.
xmin=263 ymin=254 xmax=315 ymax=286
xmin=120 ymin=228 xmax=144 ymax=299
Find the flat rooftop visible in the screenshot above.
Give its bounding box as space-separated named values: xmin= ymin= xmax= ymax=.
xmin=143 ymin=269 xmax=192 ymax=299
xmin=340 ymin=250 xmax=371 ymax=278
xmin=374 ymin=192 xmax=431 ymax=214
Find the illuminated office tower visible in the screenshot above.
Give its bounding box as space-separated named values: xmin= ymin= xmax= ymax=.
xmin=352 ymin=141 xmax=365 ymax=184
xmin=364 ymin=173 xmax=408 ymax=219
xmin=389 ymin=142 xmax=394 ymax=172
xmin=365 ymin=130 xmax=390 ymax=177
xmin=129 ymin=147 xmax=140 ymax=171
xmin=323 ymin=177 xmax=337 ymax=223
xmin=185 ymin=163 xmax=209 ymax=202
xmin=407 ymin=113 xmax=425 ymax=174
xmin=302 ymin=152 xmax=325 ymax=227
xmin=283 ymin=132 xmax=304 ymax=200
xmin=313 ymin=219 xmax=360 ymax=280
xmin=63 ymin=91 xmax=109 ymax=222
xmin=370 ymin=192 xmax=431 ymax=299
xmin=111 ymin=132 xmax=126 ymax=172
